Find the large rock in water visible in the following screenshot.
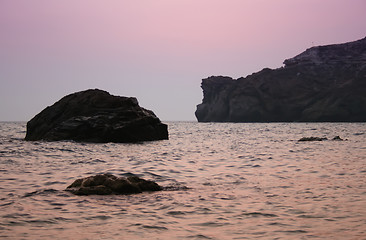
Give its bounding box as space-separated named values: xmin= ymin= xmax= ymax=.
xmin=66 ymin=174 xmax=162 ymax=195
xmin=195 ymin=37 xmax=366 ymax=122
xmin=25 ymin=89 xmax=168 ymax=142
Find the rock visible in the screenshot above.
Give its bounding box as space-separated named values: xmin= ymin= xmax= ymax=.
xmin=66 ymin=173 xmax=162 ymax=195
xmin=332 ymin=136 xmax=344 ymax=141
xmin=196 ymin=37 xmax=366 ymax=122
xmin=25 ymin=89 xmax=168 ymax=143
xmin=298 ymin=137 xmax=328 ymax=141
xmin=298 ymin=136 xmax=346 ymax=141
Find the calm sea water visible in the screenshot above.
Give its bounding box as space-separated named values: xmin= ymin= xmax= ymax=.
xmin=0 ymin=122 xmax=365 ymax=239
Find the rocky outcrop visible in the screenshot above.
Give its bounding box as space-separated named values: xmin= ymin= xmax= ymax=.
xmin=298 ymin=137 xmax=328 ymax=142
xmin=298 ymin=136 xmax=345 ymax=141
xmin=196 ymin=37 xmax=366 ymax=122
xmin=25 ymin=89 xmax=168 ymax=142
xmin=66 ymin=174 xmax=162 ymax=195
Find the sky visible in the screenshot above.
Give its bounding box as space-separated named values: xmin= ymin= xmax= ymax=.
xmin=0 ymin=0 xmax=365 ymax=121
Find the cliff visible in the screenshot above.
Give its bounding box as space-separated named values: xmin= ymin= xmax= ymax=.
xmin=195 ymin=37 xmax=366 ymax=122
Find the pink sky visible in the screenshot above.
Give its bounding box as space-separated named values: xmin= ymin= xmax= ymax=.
xmin=1 ymin=0 xmax=365 ymax=121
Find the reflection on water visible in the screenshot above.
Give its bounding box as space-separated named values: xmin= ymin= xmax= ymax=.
xmin=0 ymin=122 xmax=365 ymax=239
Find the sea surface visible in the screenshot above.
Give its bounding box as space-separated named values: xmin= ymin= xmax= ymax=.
xmin=0 ymin=121 xmax=365 ymax=239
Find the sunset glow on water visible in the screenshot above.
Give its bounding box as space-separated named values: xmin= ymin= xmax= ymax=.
xmin=1 ymin=122 xmax=365 ymax=239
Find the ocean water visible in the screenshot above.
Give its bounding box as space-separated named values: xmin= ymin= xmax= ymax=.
xmin=0 ymin=121 xmax=365 ymax=240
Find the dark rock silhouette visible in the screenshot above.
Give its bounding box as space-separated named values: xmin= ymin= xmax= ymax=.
xmin=196 ymin=37 xmax=366 ymax=122
xmin=66 ymin=173 xmax=162 ymax=195
xmin=332 ymin=136 xmax=344 ymax=141
xmin=298 ymin=137 xmax=328 ymax=141
xmin=25 ymin=89 xmax=168 ymax=143
xmin=298 ymin=136 xmax=345 ymax=141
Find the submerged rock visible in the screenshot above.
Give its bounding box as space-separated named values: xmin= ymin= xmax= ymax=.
xmin=25 ymin=89 xmax=168 ymax=143
xmin=298 ymin=137 xmax=328 ymax=141
xmin=66 ymin=173 xmax=162 ymax=195
xmin=196 ymin=37 xmax=366 ymax=122
xmin=332 ymin=136 xmax=344 ymax=141
xmin=298 ymin=136 xmax=345 ymax=141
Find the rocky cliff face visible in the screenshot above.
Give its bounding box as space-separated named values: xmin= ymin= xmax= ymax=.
xmin=195 ymin=37 xmax=366 ymax=122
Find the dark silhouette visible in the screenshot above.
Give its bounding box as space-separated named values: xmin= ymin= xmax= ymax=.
xmin=66 ymin=174 xmax=162 ymax=195
xmin=196 ymin=37 xmax=366 ymax=122
xmin=25 ymin=89 xmax=168 ymax=142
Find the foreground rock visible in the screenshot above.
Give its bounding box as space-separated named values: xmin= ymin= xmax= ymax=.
xmin=66 ymin=174 xmax=162 ymax=195
xmin=25 ymin=89 xmax=168 ymax=143
xmin=196 ymin=37 xmax=366 ymax=122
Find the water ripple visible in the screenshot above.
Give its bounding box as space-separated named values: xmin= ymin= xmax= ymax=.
xmin=0 ymin=122 xmax=365 ymax=239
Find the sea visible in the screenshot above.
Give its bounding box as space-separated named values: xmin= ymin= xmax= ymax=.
xmin=0 ymin=121 xmax=365 ymax=240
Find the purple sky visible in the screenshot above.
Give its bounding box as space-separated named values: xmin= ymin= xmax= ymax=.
xmin=1 ymin=0 xmax=365 ymax=121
